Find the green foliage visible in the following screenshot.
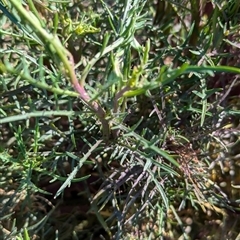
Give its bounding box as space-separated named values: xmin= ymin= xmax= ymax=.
xmin=1 ymin=0 xmax=240 ymax=239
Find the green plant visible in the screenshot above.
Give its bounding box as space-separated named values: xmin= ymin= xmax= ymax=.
xmin=1 ymin=0 xmax=240 ymax=239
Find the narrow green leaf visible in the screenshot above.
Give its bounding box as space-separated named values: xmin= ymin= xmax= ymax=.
xmin=0 ymin=111 xmax=76 ymax=124
xmin=23 ymin=228 xmax=30 ymax=240
xmin=0 ymin=2 xmax=21 ymax=28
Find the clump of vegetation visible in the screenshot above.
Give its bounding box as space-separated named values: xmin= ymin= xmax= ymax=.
xmin=0 ymin=0 xmax=240 ymax=239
